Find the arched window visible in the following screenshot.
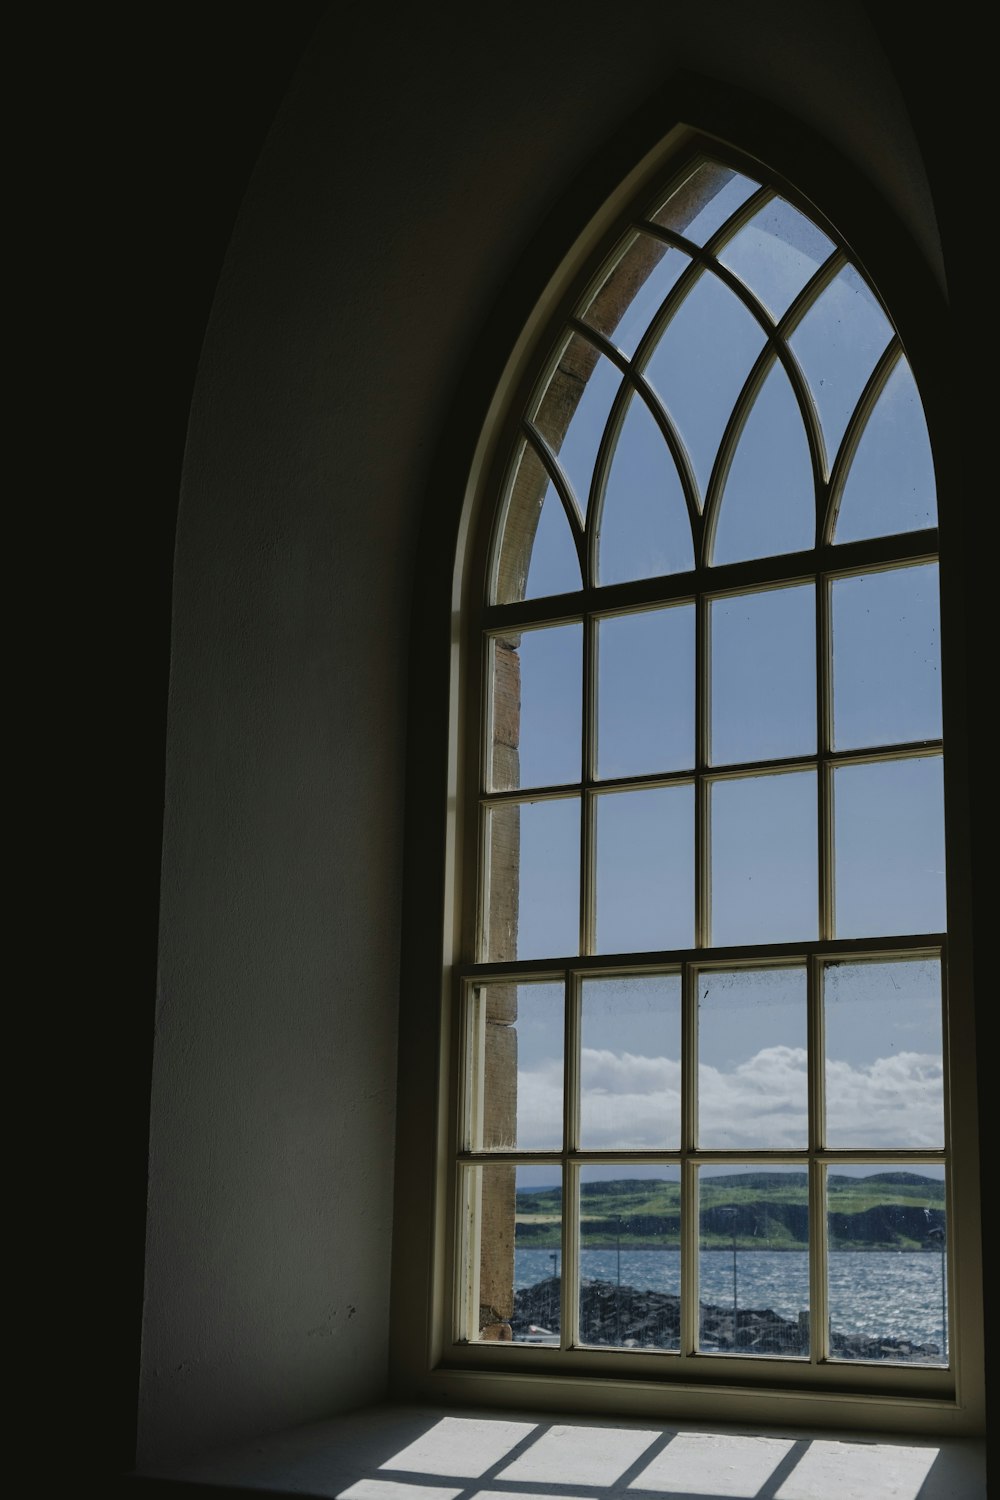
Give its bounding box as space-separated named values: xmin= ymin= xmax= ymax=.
xmin=436 ymin=141 xmax=980 ymax=1424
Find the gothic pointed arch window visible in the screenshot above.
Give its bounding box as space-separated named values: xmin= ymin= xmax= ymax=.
xmin=438 ymin=144 xmax=981 ymax=1424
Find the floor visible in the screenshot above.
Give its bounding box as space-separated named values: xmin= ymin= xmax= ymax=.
xmin=127 ymin=1400 xmax=987 ymax=1499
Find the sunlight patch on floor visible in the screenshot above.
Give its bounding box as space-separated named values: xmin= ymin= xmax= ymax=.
xmin=379 ymin=1417 xmax=538 ymax=1479
xmin=341 ymin=1482 xmax=464 ymax=1500
xmin=497 ymin=1424 xmax=661 ymax=1486
xmin=628 ymin=1432 xmax=795 ymax=1497
xmin=773 ymin=1438 xmax=938 ymax=1500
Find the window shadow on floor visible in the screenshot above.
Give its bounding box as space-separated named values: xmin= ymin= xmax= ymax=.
xmin=123 ymin=1403 xmax=984 ymax=1500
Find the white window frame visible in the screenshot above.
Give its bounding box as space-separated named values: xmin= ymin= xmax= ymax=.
xmin=389 ymin=120 xmax=985 ymax=1440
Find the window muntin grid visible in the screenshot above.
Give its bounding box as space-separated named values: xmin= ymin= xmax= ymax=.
xmin=459 ymin=154 xmax=948 ymax=1381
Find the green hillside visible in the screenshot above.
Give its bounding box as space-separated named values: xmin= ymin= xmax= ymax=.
xmin=514 ymin=1172 xmax=945 ymax=1251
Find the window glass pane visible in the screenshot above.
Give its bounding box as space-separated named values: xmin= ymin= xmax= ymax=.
xmin=526 ymin=484 xmax=580 ymax=600
xmin=595 ymin=786 xmax=694 ymax=954
xmin=489 ymin=624 xmax=581 ymax=792
xmin=484 ymin=798 xmax=579 ymax=961
xmin=644 ymin=271 xmax=767 ymax=506
xmin=580 ymin=974 xmax=682 ymax=1149
xmin=718 ymin=196 xmax=834 ymax=319
xmin=468 ymin=981 xmax=564 ymax=1152
xmin=789 ymin=264 xmax=893 ymax=469
xmin=834 ymin=357 xmax=937 ymax=542
xmin=833 ymin=757 xmax=945 ymax=937
xmin=698 ymin=1166 xmax=810 ymax=1357
xmin=824 ymin=959 xmax=944 ymax=1149
xmin=579 ymin=1166 xmax=681 ymax=1350
xmin=649 ymin=162 xmax=758 ymax=243
xmin=826 ymin=1166 xmax=947 ymax=1364
xmin=832 ymin=564 xmax=941 ymax=750
xmin=596 ymin=605 xmax=694 ymax=778
xmin=471 ymin=1164 xmax=561 ymax=1343
xmin=596 ymin=391 xmax=694 ymax=583
xmin=710 ymin=584 xmax=815 ymax=765
xmin=514 ymin=1166 xmax=563 ymax=1344
xmin=711 ymin=360 xmax=815 ymax=565
xmin=493 ymin=440 xmax=581 ymax=604
xmin=531 ymin=334 xmax=622 ymax=517
xmin=579 ymin=232 xmax=690 ymax=357
xmin=698 ymin=968 xmax=807 ymax=1149
xmin=711 ymin=772 xmax=817 ymax=946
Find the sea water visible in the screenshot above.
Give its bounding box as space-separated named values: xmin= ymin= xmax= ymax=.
xmin=514 ymin=1247 xmax=947 ymax=1349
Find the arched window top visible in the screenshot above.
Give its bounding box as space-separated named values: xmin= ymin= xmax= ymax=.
xmin=491 ymin=157 xmax=937 ymax=604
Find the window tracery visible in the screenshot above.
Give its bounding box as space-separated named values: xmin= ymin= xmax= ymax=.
xmin=450 ymin=151 xmax=955 ymax=1397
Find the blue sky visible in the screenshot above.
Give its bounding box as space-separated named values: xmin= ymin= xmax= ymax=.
xmin=480 ymin=168 xmax=944 ymax=1181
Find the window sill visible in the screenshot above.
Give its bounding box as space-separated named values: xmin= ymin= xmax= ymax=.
xmin=128 ymin=1398 xmax=986 ymax=1498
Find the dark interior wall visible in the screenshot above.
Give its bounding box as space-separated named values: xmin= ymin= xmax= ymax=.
xmin=103 ymin=9 xmax=330 ymax=1477
xmin=103 ymin=1 xmax=984 ymax=1481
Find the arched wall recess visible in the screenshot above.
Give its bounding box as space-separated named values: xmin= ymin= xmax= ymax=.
xmin=391 ymin=98 xmax=983 ymax=1439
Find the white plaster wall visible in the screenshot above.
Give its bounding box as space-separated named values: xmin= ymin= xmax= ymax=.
xmin=139 ymin=1 xmax=935 ymax=1469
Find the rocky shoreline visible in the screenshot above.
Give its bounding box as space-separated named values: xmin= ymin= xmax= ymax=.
xmin=511 ymin=1277 xmax=941 ymax=1361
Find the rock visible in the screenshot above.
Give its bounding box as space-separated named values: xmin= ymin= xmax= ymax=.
xmin=509 ymin=1277 xmax=941 ymax=1361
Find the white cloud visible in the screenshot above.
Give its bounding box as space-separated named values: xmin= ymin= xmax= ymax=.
xmin=579 ymin=1048 xmax=683 ymax=1148
xmin=825 ymin=1050 xmax=943 ymax=1148
xmin=582 ymin=1049 xmax=681 ymax=1094
xmin=699 ymin=1046 xmax=808 ymax=1148
xmin=511 ymin=1046 xmax=942 ymax=1150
